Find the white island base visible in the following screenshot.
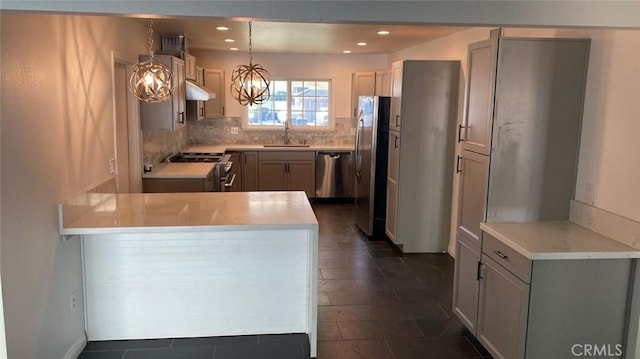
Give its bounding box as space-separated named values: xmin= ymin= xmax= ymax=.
xmin=60 ymin=192 xmax=318 ymax=357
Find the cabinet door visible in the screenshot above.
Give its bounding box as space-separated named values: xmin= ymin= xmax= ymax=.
xmin=184 ymin=53 xmax=197 ymax=80
xmin=387 ymin=131 xmax=400 ymax=184
xmin=287 ymin=161 xmax=315 ymax=198
xmin=204 ymin=68 xmax=225 ymax=118
xmin=140 ymin=55 xmax=185 ymax=131
xmin=242 ymin=152 xmax=259 ymax=191
xmin=258 ymin=161 xmax=287 ymax=191
xmin=174 ymin=58 xmax=186 ymax=127
xmin=461 ymin=39 xmax=497 ymax=155
xmin=351 ymin=72 xmax=375 ymax=117
xmin=452 ymin=234 xmax=481 ymax=334
xmin=456 ymin=150 xmax=489 ymax=248
xmin=375 ymin=70 xmax=391 ymax=96
xmin=477 ymin=256 xmax=529 ymax=359
xmin=196 ymin=67 xmax=205 ymax=120
xmin=228 ymin=152 xmax=242 ymax=192
xmin=385 ymin=183 xmax=398 ymax=243
xmin=390 ymin=61 xmax=403 ymax=131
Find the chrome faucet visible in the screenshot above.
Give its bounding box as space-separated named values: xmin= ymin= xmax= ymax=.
xmin=284 ymin=119 xmax=291 ymax=145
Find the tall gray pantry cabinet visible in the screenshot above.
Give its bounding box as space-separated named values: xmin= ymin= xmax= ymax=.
xmin=451 ymin=38 xmax=595 ymax=358
xmin=385 ymin=60 xmax=460 ymax=253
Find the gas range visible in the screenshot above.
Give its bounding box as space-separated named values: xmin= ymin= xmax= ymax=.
xmin=166 ymin=152 xmax=234 ymax=191
xmin=167 ymin=152 xmax=229 ymax=163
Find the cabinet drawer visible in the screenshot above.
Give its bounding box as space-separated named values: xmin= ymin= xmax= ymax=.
xmin=259 ymin=151 xmax=315 ymax=161
xmin=482 ymin=232 xmax=531 ymax=283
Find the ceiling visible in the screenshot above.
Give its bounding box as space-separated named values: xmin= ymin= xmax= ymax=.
xmin=134 ymin=17 xmax=467 ymax=55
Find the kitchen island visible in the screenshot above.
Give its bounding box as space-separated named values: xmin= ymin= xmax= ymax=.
xmin=59 ymin=191 xmax=318 ymax=356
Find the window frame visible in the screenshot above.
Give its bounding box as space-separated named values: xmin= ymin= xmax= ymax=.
xmin=242 ymin=78 xmax=333 ymax=131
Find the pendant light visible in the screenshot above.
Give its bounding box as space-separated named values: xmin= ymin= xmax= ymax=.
xmin=129 ymin=20 xmax=174 ymax=103
xmin=230 ymin=22 xmax=271 ymax=106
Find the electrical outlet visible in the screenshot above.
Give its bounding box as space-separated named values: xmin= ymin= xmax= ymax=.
xmin=109 ymin=158 xmax=116 ymax=174
xmin=230 ymin=127 xmax=239 ymax=135
xmin=585 ymin=182 xmax=596 ymax=205
xmin=69 ymin=290 xmax=80 ymax=315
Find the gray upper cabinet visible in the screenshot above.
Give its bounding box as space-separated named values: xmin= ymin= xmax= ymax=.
xmin=460 ymin=39 xmax=497 ymax=155
xmin=140 ymin=55 xmax=186 ymax=131
xmin=204 ymin=68 xmax=225 ymax=118
xmin=351 ymin=72 xmax=375 ymax=117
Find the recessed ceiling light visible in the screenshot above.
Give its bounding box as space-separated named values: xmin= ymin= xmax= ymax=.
xmin=357 ymin=42 xmax=367 ymax=46
xmin=224 ymin=38 xmax=235 ymax=43
xmin=230 ymin=47 xmax=239 ymax=51
xmin=343 ymin=50 xmax=352 ymax=54
xmin=377 ymin=30 xmax=390 ymax=35
xmin=216 ymin=26 xmax=230 ymax=31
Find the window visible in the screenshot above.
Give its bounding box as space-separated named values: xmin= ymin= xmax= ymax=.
xmin=246 ymin=79 xmax=331 ymax=129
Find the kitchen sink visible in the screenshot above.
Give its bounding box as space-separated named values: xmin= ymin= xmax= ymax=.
xmin=263 ymin=144 xmax=311 ymax=147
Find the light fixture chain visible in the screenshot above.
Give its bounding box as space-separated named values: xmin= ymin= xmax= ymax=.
xmin=148 ymin=20 xmax=154 ymax=59
xmin=248 ymin=21 xmax=253 ymax=65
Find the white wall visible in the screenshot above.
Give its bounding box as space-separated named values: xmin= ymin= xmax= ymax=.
xmin=191 ymin=50 xmax=387 ymax=120
xmin=0 ymin=13 xmax=149 ymax=358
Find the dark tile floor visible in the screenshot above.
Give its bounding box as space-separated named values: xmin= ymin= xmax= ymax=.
xmin=79 ymin=202 xmax=491 ymax=359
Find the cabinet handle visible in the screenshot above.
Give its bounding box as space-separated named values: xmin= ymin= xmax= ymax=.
xmin=395 ymin=115 xmax=400 ymax=128
xmin=457 ymin=124 xmax=466 ymax=143
xmin=477 ymin=262 xmax=483 ymax=280
xmin=222 ymin=106 xmax=225 ymax=116
xmin=200 ymin=107 xmax=204 ymax=117
xmin=493 ymin=250 xmax=509 ymax=260
xmin=394 ymin=136 xmax=399 ymax=149
xmin=179 ymin=112 xmax=185 ymax=124
xmin=456 ymin=156 xmax=462 ymax=174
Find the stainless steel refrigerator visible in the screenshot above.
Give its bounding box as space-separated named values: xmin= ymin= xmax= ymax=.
xmin=355 ymin=96 xmax=390 ymax=237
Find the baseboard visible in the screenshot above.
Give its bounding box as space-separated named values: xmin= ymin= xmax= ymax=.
xmin=63 ymin=334 xmax=86 ymax=359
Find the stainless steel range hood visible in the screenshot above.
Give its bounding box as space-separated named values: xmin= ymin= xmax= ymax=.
xmin=185 ymin=80 xmax=216 ymax=101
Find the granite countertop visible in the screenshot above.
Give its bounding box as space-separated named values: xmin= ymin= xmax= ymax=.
xmin=187 ymin=144 xmax=355 ymax=153
xmin=142 ymin=162 xmax=215 ymax=179
xmin=480 ymin=221 xmax=640 ymax=260
xmin=60 ymin=191 xmax=318 ymax=235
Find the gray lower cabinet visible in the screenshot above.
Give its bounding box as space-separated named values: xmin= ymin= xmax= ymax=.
xmin=241 ymin=151 xmax=259 ymax=191
xmin=227 ymin=151 xmax=259 ymax=192
xmin=452 ymin=234 xmax=481 ymax=333
xmin=227 ymin=152 xmax=241 ymax=192
xmin=142 ymin=171 xmax=214 ymax=193
xmin=477 ymin=255 xmax=529 ymax=359
xmin=474 ymin=233 xmax=632 ymax=359
xmin=258 ymin=151 xmax=315 ymax=198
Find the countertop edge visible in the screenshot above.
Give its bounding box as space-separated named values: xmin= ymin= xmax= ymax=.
xmin=61 ymin=222 xmax=319 ymax=236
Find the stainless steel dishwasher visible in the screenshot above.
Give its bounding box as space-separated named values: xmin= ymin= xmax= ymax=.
xmin=315 ymin=151 xmax=354 ymax=198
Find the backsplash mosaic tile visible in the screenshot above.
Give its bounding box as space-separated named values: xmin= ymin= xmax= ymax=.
xmin=188 ymin=117 xmax=357 ymax=146
xmin=142 ymin=125 xmax=189 ymax=166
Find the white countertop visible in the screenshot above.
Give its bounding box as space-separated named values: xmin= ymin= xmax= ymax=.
xmin=60 ymin=191 xmax=318 ymax=235
xmin=187 ymin=144 xmax=355 ymax=153
xmin=481 ymin=221 xmax=640 ymax=260
xmin=142 ymin=162 xmax=215 ymax=179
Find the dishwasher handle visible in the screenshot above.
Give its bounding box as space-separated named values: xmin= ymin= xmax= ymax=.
xmin=318 ymin=151 xmax=351 ymax=157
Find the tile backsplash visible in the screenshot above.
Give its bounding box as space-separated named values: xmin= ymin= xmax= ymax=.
xmin=188 ymin=117 xmax=356 ymax=146
xmin=142 ymin=125 xmax=189 ymax=166
xmin=142 ymin=117 xmax=356 ymax=168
